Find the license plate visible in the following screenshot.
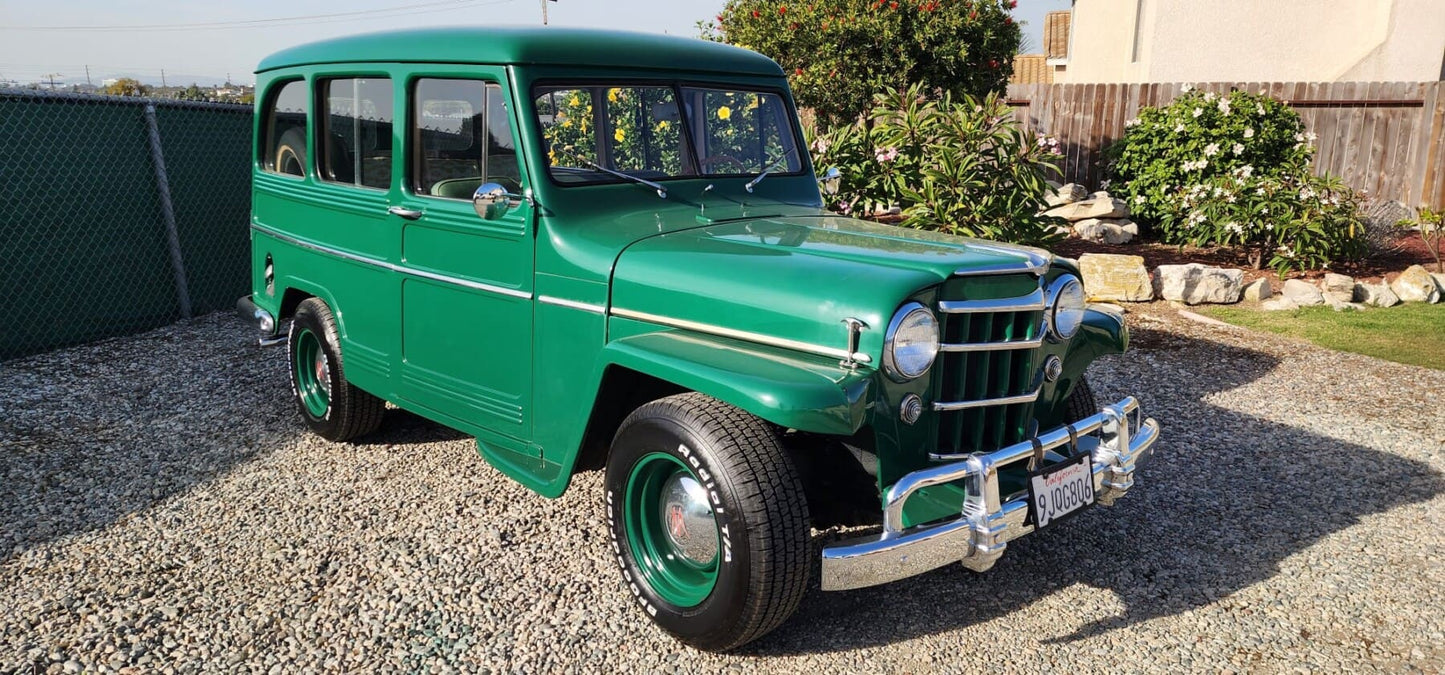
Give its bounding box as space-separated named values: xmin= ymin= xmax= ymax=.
xmin=1027 ymin=453 xmax=1096 ymax=530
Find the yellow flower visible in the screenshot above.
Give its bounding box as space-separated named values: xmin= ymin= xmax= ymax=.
xmin=608 ymin=88 xmax=621 ymax=103
xmin=717 ymin=106 xmax=732 ymax=121
xmin=747 ymin=96 xmax=760 ymax=110
xmin=657 ymin=120 xmax=670 ymax=130
xmin=562 ymin=119 xmax=572 ymax=128
xmin=568 ymin=95 xmax=580 ymax=106
xmin=615 ymin=128 xmax=626 ymax=143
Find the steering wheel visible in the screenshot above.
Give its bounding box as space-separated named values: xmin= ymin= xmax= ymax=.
xmin=698 ymin=154 xmax=748 ymax=172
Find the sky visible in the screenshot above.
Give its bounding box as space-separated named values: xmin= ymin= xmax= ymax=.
xmin=0 ymin=0 xmax=1069 ymax=87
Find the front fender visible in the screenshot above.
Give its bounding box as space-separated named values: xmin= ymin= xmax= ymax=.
xmin=600 ymin=331 xmax=874 ymax=436
xmin=1034 ymin=305 xmax=1128 ymax=428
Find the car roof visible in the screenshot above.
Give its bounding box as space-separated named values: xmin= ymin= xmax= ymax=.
xmin=255 ymin=26 xmax=785 ymax=77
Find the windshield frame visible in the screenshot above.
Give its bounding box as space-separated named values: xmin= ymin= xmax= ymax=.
xmin=527 ymin=78 xmax=808 ymax=190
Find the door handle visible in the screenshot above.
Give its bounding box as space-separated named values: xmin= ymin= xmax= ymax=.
xmin=387 ymin=205 xmax=423 ymax=220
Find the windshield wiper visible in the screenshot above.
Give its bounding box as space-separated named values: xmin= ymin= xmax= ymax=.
xmin=553 ymin=146 xmax=667 ymax=199
xmin=744 ymin=147 xmax=798 ymax=193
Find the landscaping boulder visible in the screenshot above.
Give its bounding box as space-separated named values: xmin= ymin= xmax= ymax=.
xmin=1042 ymin=197 xmax=1130 ymax=222
xmin=1078 ymin=253 xmax=1153 ymax=302
xmin=1045 ymin=183 xmax=1088 ymax=207
xmin=1281 ymin=279 xmax=1326 ymax=306
xmin=1242 ymin=278 xmax=1273 ymax=302
xmin=1072 ymin=218 xmax=1138 ymax=244
xmin=1260 ymin=297 xmax=1300 ymax=311
xmin=1323 ymin=294 xmax=1366 ymax=312
xmin=1433 ymin=272 xmax=1445 ymax=291
xmin=1389 ymin=265 xmax=1441 ymax=303
xmin=1365 ymin=199 xmax=1416 ymax=230
xmin=1322 ymin=273 xmax=1356 ymax=303
xmin=1356 ymin=282 xmax=1401 ymax=308
xmin=1151 ymin=264 xmax=1244 ymax=305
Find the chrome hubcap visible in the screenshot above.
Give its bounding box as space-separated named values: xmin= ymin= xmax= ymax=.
xmin=314 ymin=352 xmax=331 ymax=396
xmin=658 ymin=474 xmax=718 ymax=565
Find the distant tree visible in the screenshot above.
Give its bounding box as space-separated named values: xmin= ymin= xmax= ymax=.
xmin=102 ymin=78 xmax=150 ymax=98
xmin=175 ymin=83 xmax=208 ymax=101
xmin=701 ymin=0 xmax=1023 ymax=126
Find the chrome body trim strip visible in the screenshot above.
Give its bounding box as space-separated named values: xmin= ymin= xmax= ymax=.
xmin=537 ymin=295 xmax=606 ymax=314
xmin=953 ymin=244 xmax=1051 ymax=277
xmin=937 ymin=288 xmax=1046 ymax=314
xmin=249 ymin=224 xmax=533 ymax=301
xmin=938 ymin=337 xmax=1044 ymax=353
xmin=932 ymin=386 xmax=1042 ymax=412
xmin=820 ymin=396 xmax=1160 ymax=591
xmin=609 ymin=307 xmax=873 ymax=365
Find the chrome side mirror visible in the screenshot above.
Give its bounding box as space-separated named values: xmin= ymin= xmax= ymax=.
xmin=472 ymin=183 xmax=516 ymax=221
xmin=819 ymin=167 xmax=842 ymax=196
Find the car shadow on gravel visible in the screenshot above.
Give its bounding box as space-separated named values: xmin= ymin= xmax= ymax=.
xmin=0 ymin=315 xmax=296 ymax=562
xmin=747 ymin=326 xmax=1445 ymax=655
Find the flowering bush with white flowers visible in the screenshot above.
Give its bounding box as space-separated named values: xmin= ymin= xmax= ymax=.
xmin=1109 ymin=87 xmax=1315 ymax=242
xmin=805 ymin=83 xmax=1065 ymax=244
xmin=1179 ymin=171 xmax=1364 ymax=275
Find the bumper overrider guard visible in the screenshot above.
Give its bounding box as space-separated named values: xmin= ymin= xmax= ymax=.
xmin=820 ymin=396 xmax=1160 ymax=591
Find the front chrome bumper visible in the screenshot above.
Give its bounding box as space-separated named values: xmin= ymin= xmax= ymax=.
xmin=820 ymin=396 xmax=1160 ymax=591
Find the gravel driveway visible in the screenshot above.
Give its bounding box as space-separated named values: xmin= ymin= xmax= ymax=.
xmin=2 ymin=307 xmax=1441 ymax=673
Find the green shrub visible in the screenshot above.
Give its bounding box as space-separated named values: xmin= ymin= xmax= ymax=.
xmin=807 ymin=84 xmax=1064 ymax=245
xmin=702 ymin=0 xmax=1022 ymax=126
xmin=1110 ymin=87 xmax=1313 ymax=240
xmin=1181 ymin=171 xmax=1364 ymax=275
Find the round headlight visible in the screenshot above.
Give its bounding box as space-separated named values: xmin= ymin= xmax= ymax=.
xmin=883 ymin=302 xmax=939 ymax=381
xmin=1048 ymin=275 xmax=1087 ymax=340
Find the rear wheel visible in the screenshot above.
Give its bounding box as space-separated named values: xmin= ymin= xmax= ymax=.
xmin=605 ymin=393 xmax=810 ymax=651
xmin=287 ymin=298 xmax=385 ymax=442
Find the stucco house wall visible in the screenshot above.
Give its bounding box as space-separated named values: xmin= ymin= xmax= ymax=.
xmin=1056 ymin=0 xmax=1445 ymax=83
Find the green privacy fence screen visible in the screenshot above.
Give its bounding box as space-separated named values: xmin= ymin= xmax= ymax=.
xmin=0 ymin=89 xmax=253 ymax=360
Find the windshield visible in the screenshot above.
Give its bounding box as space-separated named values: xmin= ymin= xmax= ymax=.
xmin=533 ymin=84 xmax=803 ymax=186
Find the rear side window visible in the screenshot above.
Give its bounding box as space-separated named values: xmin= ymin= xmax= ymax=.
xmin=412 ymin=78 xmax=520 ymax=198
xmin=262 ymin=80 xmax=308 ymax=177
xmin=319 ymin=78 xmax=394 ymax=190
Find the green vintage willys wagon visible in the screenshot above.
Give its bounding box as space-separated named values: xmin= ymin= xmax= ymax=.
xmin=239 ymin=27 xmax=1161 ymax=650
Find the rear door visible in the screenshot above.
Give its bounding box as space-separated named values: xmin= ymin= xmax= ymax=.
xmin=389 ymin=67 xmax=535 ymax=444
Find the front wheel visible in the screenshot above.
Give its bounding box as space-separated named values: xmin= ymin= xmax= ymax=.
xmin=605 ymin=393 xmax=810 ymax=651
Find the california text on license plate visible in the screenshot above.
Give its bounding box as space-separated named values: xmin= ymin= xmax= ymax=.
xmin=1027 ymin=453 xmax=1096 ymax=529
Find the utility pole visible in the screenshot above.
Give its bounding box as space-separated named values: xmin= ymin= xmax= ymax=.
xmin=540 ymin=0 xmax=555 ymax=25
xmin=161 ymin=69 xmax=167 ymax=88
xmin=85 ymin=65 xmax=92 ymax=86
xmin=45 ymin=73 xmax=60 ymax=90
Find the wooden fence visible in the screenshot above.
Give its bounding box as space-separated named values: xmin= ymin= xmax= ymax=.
xmin=1005 ymin=81 xmax=1445 ymax=210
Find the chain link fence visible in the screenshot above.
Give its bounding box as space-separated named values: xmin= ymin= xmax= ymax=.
xmin=0 ymin=88 xmax=253 ymax=361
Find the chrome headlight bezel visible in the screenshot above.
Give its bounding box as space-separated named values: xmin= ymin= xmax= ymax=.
xmin=1046 ymin=274 xmax=1087 ymax=341
xmin=882 ymin=302 xmax=940 ymax=382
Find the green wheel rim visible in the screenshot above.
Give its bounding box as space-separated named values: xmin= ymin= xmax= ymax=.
xmin=293 ymin=328 xmax=330 ymax=418
xmin=623 ymin=452 xmax=720 ymax=608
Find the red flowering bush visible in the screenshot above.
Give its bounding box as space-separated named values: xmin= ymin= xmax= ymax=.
xmin=701 ymin=0 xmax=1022 ymax=125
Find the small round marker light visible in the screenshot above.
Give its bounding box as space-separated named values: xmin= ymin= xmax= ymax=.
xmin=899 ymin=394 xmax=923 ymax=425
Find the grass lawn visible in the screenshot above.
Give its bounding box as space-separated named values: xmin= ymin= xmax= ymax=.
xmin=1200 ymin=303 xmax=1445 ymax=371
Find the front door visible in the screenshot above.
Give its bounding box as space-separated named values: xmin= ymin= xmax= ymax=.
xmin=391 ymin=70 xmax=534 ymax=444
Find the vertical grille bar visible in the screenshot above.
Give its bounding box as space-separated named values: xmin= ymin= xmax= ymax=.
xmin=932 ymin=275 xmax=1047 ymax=460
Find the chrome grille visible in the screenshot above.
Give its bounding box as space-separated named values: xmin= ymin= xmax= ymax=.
xmin=933 ymin=277 xmax=1046 ymax=460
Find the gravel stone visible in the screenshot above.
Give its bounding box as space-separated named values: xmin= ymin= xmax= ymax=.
xmin=2 ymin=311 xmax=1442 ymax=672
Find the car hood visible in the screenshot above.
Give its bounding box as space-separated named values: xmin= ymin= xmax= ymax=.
xmin=609 ymin=214 xmax=1055 ymax=360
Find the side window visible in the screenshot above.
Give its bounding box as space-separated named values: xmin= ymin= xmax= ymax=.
xmin=319 ymin=77 xmax=394 ymax=190
xmin=412 ymin=78 xmax=520 ymax=198
xmin=262 ymin=80 xmax=308 ymax=177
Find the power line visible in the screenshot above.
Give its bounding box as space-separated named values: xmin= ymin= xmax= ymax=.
xmin=0 ymin=0 xmax=512 ymax=32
